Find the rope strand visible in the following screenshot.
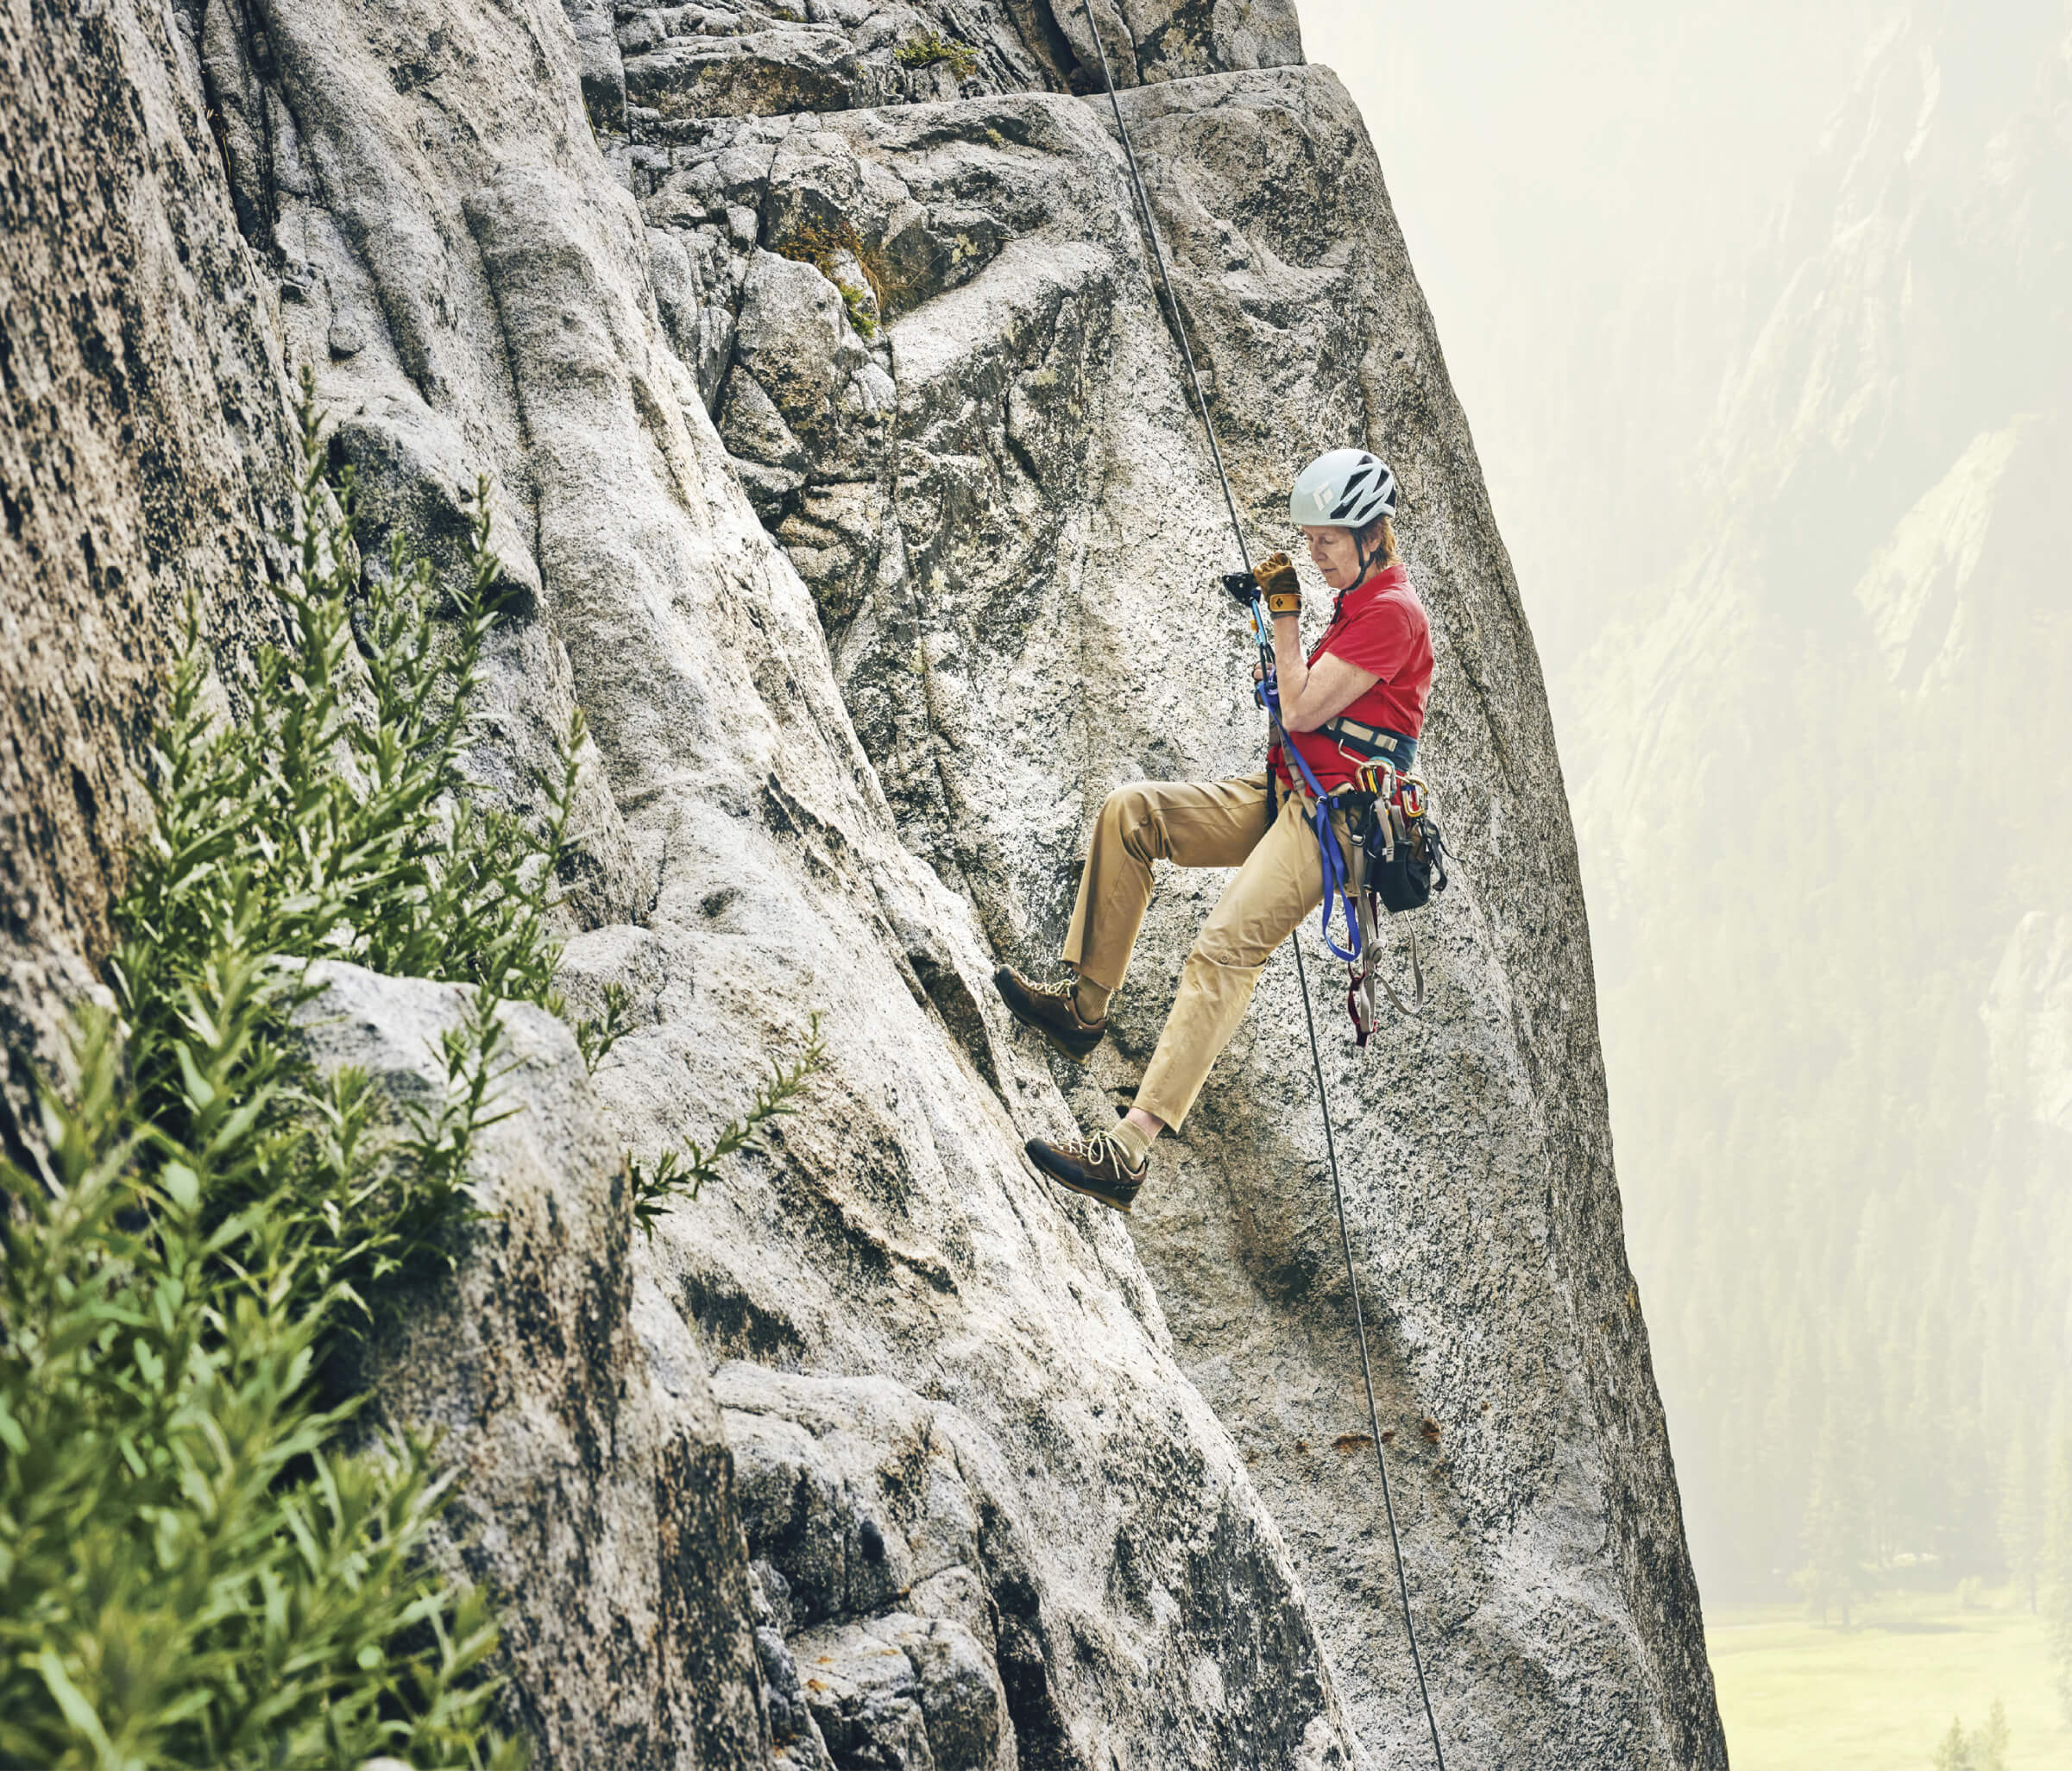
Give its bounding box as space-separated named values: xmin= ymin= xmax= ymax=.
xmin=1074 ymin=9 xmax=1448 ymax=1764
xmin=1292 ymin=934 xmax=1448 ymax=1768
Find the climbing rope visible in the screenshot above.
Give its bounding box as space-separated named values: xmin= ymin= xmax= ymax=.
xmin=1074 ymin=9 xmax=1450 ymax=1766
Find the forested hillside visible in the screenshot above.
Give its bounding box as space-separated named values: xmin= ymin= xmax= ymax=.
xmin=1564 ymin=5 xmax=2072 ymax=1603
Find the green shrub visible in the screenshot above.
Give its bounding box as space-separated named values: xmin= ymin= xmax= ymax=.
xmin=627 ymin=1016 xmax=825 ymax=1241
xmin=575 ymin=981 xmax=633 ymax=1075
xmin=0 ymin=1016 xmax=515 ymax=1771
xmin=0 ymin=373 xmax=570 ymax=1769
xmin=841 ymin=282 xmax=879 ymax=341
xmin=3 ymin=354 xmax=828 ymax=1766
xmin=893 ymin=28 xmax=979 ymax=79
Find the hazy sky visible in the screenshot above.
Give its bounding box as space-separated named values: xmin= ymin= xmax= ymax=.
xmin=1294 ymin=0 xmax=1885 ymax=665
xmin=1292 ymin=1 xmax=2072 ymax=1646
xmin=1295 ymin=0 xmax=1883 ymax=386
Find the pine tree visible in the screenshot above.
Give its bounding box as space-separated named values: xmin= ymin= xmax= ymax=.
xmin=2047 ymin=1428 xmax=2072 ymax=1727
xmin=2000 ymin=1413 xmax=2044 ymax=1612
xmin=1981 ymin=1699 xmax=2010 ymax=1771
xmin=1931 ymin=1716 xmax=1966 ymax=1771
xmin=1930 ymin=1700 xmax=2010 ymax=1771
xmin=1798 ymin=1395 xmax=1874 ymax=1626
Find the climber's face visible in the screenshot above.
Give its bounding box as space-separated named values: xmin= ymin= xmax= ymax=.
xmin=1301 ymin=525 xmax=1364 ymax=591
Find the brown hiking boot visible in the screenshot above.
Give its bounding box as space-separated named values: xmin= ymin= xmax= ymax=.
xmin=993 ymin=965 xmax=1107 ymax=1061
xmin=1024 ymin=1131 xmax=1147 ymax=1213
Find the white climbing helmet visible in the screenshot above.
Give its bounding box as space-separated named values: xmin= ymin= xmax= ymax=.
xmin=1289 ymin=449 xmax=1397 ymax=531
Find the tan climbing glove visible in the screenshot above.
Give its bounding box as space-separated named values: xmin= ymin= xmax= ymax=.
xmin=1257 ymin=551 xmax=1301 ymax=618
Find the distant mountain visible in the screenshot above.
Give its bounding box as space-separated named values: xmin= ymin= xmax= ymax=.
xmin=1566 ymin=4 xmax=2072 ymax=1598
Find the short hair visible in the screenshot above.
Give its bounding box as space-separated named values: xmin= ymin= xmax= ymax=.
xmin=1357 ymin=514 xmax=1401 ymax=567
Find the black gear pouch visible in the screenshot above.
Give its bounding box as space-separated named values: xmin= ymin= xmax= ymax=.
xmin=1357 ymin=797 xmax=1451 ymax=914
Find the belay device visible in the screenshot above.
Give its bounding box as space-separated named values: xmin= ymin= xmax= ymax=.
xmin=1080 ymin=3 xmax=1452 ymax=1766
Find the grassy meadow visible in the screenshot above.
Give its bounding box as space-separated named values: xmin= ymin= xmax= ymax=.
xmin=1708 ymin=1591 xmax=2069 ymax=1770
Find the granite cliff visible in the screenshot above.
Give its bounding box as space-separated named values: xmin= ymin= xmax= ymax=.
xmin=0 ymin=0 xmax=1724 ymax=1763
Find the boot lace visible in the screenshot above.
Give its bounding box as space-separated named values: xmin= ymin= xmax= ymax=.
xmin=1081 ymin=1128 xmax=1144 ymax=1178
xmin=1023 ymin=970 xmax=1099 ymax=1027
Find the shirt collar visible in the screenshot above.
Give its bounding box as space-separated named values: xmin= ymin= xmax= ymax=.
xmin=1328 ymin=562 xmax=1408 ymax=627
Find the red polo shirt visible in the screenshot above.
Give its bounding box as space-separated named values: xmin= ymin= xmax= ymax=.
xmin=1273 ymin=564 xmax=1433 ymax=795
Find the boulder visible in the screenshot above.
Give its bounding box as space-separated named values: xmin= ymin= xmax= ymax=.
xmin=293 ymin=961 xmax=771 ymax=1768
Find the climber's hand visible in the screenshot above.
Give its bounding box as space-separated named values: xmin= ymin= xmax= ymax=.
xmin=1225 ymin=555 xmax=1300 ymax=616
xmin=1256 ymin=551 xmax=1301 ymax=618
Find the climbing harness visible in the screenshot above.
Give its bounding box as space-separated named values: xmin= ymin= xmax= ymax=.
xmin=1319 ymin=712 xmax=1417 ymax=767
xmin=1246 ymin=656 xmax=1365 ymax=963
xmin=1307 ymin=711 xmax=1448 ymax=1037
xmin=1244 ymin=669 xmax=1452 ymax=1038
xmin=1079 ymin=9 xmax=1450 ymax=1767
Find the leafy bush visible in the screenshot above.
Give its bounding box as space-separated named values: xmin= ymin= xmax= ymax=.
xmin=3 ymin=346 xmax=832 ymax=1765
xmin=893 ymin=28 xmax=979 ymax=79
xmin=575 ymin=981 xmax=632 ymax=1075
xmin=0 ymin=1017 xmax=515 ymax=1771
xmin=0 ymin=374 xmax=574 ymax=1769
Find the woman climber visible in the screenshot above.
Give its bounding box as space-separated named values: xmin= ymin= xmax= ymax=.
xmin=995 ymin=449 xmax=1434 ymax=1212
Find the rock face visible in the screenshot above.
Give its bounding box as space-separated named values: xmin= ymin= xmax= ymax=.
xmin=0 ymin=0 xmax=298 ymax=1152
xmin=0 ymin=0 xmax=1722 ymax=1767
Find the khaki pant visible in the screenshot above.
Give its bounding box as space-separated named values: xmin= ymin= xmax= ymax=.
xmin=1061 ymin=772 xmax=1351 ymax=1131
